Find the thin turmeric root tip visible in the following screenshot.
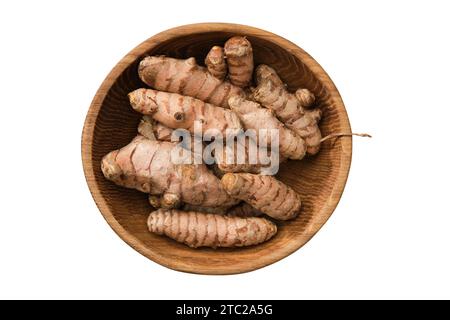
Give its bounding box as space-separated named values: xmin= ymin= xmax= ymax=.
xmin=320 ymin=132 xmax=372 ymax=143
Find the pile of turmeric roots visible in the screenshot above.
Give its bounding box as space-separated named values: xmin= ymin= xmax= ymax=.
xmin=101 ymin=36 xmax=323 ymax=249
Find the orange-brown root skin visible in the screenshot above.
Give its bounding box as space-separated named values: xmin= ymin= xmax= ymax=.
xmin=101 ymin=137 xmax=239 ymax=207
xmin=221 ymin=173 xmax=301 ymax=220
xmin=224 ymin=36 xmax=254 ymax=88
xmin=148 ymin=209 xmax=277 ymax=248
xmin=253 ymin=65 xmax=322 ymax=155
xmin=129 ymin=88 xmax=242 ymax=136
xmin=205 ymin=46 xmax=227 ymax=80
xmin=138 ymin=56 xmax=243 ymax=108
xmin=228 ymin=95 xmax=306 ymax=160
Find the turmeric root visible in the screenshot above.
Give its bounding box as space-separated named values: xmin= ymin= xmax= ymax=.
xmin=149 ymin=195 xmax=162 ymax=208
xmin=148 ymin=209 xmax=277 ymax=248
xmin=221 ymin=173 xmax=301 ymax=220
xmin=205 ymin=46 xmax=227 ymax=80
xmin=255 ymin=65 xmax=315 ymax=107
xmin=138 ymin=115 xmax=204 ymax=157
xmin=149 ymin=192 xmax=185 ymax=209
xmin=148 ymin=194 xmax=181 ymax=209
xmin=228 ymin=95 xmax=306 ymax=160
xmin=101 ymin=136 xmax=238 ymax=207
xmin=253 ymin=65 xmax=322 ymax=155
xmin=129 ymin=89 xmax=242 ymax=136
xmin=253 ymin=65 xmax=301 ymax=115
xmin=138 ymin=116 xmax=174 ymax=141
xmin=307 ymin=108 xmax=322 ymax=123
xmin=138 ymin=115 xmax=157 ymax=140
xmin=224 ymin=36 xmax=254 ymax=88
xmin=153 ymin=121 xmax=174 ymax=141
xmin=288 ymin=110 xmax=322 ymax=155
xmin=214 ymin=137 xmax=262 ymax=174
xmin=295 ymin=88 xmax=315 ymax=108
xmin=254 ymin=64 xmax=284 ymax=87
xmin=160 ymin=193 xmax=181 ymax=209
xmin=227 ymin=202 xmax=264 ymax=217
xmin=138 ymin=56 xmax=244 ymax=108
xmin=214 ymin=137 xmax=285 ymax=175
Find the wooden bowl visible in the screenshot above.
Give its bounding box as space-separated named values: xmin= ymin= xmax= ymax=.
xmin=82 ymin=23 xmax=352 ymax=275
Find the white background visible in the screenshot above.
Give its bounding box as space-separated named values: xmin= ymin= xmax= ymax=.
xmin=0 ymin=0 xmax=449 ymax=299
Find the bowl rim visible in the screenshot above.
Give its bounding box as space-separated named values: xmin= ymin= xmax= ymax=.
xmin=81 ymin=22 xmax=352 ymax=275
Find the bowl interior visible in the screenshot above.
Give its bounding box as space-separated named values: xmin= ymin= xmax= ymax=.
xmin=85 ymin=25 xmax=351 ymax=274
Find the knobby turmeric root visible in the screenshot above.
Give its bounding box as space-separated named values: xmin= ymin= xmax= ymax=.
xmin=224 ymin=36 xmax=254 ymax=88
xmin=138 ymin=115 xmax=174 ymax=141
xmin=214 ymin=137 xmax=263 ymax=174
xmin=254 ymin=65 xmax=316 ymax=107
xmin=205 ymin=46 xmax=227 ymax=80
xmin=153 ymin=121 xmax=174 ymax=141
xmin=149 ymin=188 xmax=237 ymax=214
xmin=254 ymin=64 xmax=316 ymax=107
xmin=253 ymin=65 xmax=322 ymax=155
xmin=295 ymin=88 xmax=316 ymax=108
xmin=129 ymin=88 xmax=242 ymax=136
xmin=138 ymin=115 xmax=156 ymax=140
xmin=228 ymin=95 xmax=306 ymax=160
xmin=138 ymin=115 xmax=207 ymax=158
xmin=148 ymin=209 xmax=277 ymax=248
xmin=149 ymin=195 xmax=162 ymax=208
xmin=138 ymin=56 xmax=244 ymax=108
xmin=254 ymin=64 xmax=285 ymax=87
xmin=288 ymin=110 xmax=322 ymax=155
xmin=221 ymin=173 xmax=301 ymax=220
xmin=148 ymin=193 xmax=183 ymax=209
xmin=214 ymin=136 xmax=285 ymax=175
xmin=307 ymin=109 xmax=322 ymax=123
xmin=101 ymin=136 xmax=238 ymax=208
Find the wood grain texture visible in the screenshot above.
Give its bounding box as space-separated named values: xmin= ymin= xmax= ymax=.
xmin=81 ymin=23 xmax=352 ymax=275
